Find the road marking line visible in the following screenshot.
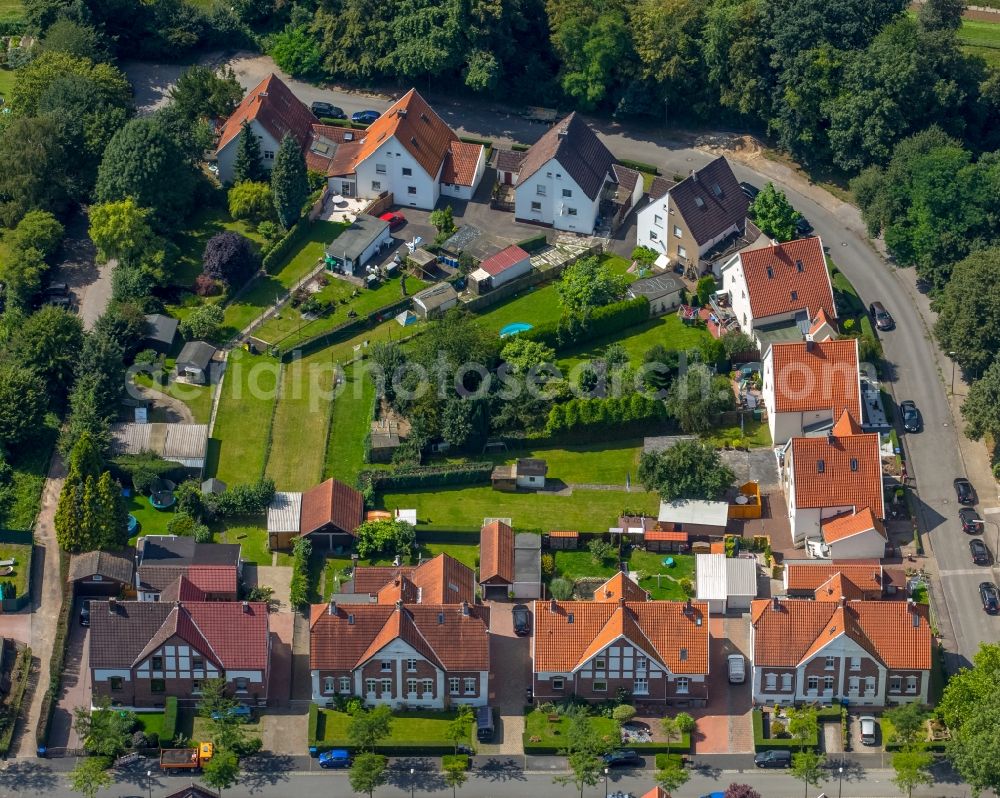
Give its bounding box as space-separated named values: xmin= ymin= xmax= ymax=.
xmin=939 ymin=569 xmax=990 ymax=577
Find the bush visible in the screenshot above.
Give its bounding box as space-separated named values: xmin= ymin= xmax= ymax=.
xmin=166 ymin=512 xmax=198 ymax=536
xmin=612 ymin=705 xmax=637 ymax=723
xmin=202 ymin=231 xmax=261 ymax=288
xmin=289 ymin=536 xmax=312 ymax=607
xmin=208 ymin=478 xmax=276 ymax=517
xmin=550 ymin=578 xmax=573 ymax=599
xmin=132 ymin=731 xmax=149 ymax=749
xmin=132 ymin=468 xmax=157 ymax=495
xmin=442 ymin=754 xmax=469 ymax=771
xmin=194 ymin=274 xmax=220 ymax=296
xmin=162 ymin=697 xmax=178 ymax=744
xmin=516 ymin=234 xmax=548 ymax=253
xmin=357 ymin=463 xmax=493 ymax=491
xmin=179 ymin=304 xmax=224 ymax=341
xmin=546 ymin=394 xmax=667 ymax=435
xmin=228 ymin=181 xmax=274 ymax=223
xmin=523 ymin=297 xmax=649 ymax=351
xmin=37 ymin=552 xmax=71 ymax=748
xmin=541 ymin=553 xmax=554 ymax=577
xmin=618 ymin=159 xmax=659 ymax=175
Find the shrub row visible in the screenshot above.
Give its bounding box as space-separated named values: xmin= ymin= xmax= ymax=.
xmin=522 ymin=297 xmax=649 ymax=352
xmin=262 ymin=219 xmax=314 ymax=273
xmin=161 ymin=697 xmax=179 ymax=744
xmin=546 ymin=394 xmax=667 ymax=434
xmin=0 ymin=20 xmax=27 ymax=36
xmin=308 ymin=703 xmax=319 ymax=744
xmin=312 ymin=742 xmax=461 ymax=756
xmin=358 ymin=462 xmax=494 ymax=491
xmin=522 ymin=736 xmax=690 ymax=756
xmin=318 ymin=117 xmax=371 ymax=130
xmin=37 ymin=551 xmax=72 ymax=750
xmin=0 ymin=646 xmax=32 ymax=755
xmin=618 ymin=159 xmax=660 ymax=176
xmin=516 ymin=234 xmax=548 ymax=253
xmin=751 ymin=709 xmax=820 ymax=751
xmin=510 ymin=142 xmax=530 ymax=152
xmin=111 ymin=453 xmax=187 ymax=486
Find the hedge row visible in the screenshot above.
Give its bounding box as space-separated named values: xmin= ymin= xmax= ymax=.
xmin=0 ymin=647 xmax=32 ymax=755
xmin=618 ymin=159 xmax=660 ymax=176
xmin=359 ymin=462 xmax=494 ymax=491
xmin=0 ymin=21 xmax=27 ymax=35
xmin=522 ymin=296 xmax=649 ymax=351
xmin=546 ymin=394 xmax=667 ymax=435
xmin=751 ymin=709 xmax=819 ymax=751
xmin=111 ymin=453 xmax=188 ymax=486
xmin=308 ymin=703 xmax=319 ymax=744
xmin=160 ymin=697 xmax=179 ymax=744
xmin=311 ymin=742 xmax=461 ymax=756
xmin=523 ymin=735 xmax=690 ymax=756
xmin=318 ymin=116 xmax=372 ymax=130
xmin=37 ymin=551 xmax=71 ymax=749
xmin=516 ymin=234 xmax=548 ymax=253
xmin=262 ymin=218 xmax=314 ymax=273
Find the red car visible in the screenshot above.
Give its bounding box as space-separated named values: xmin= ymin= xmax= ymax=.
xmin=380 ymin=212 xmax=406 ymax=231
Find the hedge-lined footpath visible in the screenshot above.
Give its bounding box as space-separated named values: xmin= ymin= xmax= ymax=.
xmin=522 ymin=297 xmax=649 ymax=351
xmin=358 ymin=462 xmax=494 ymax=491
xmin=0 ymin=647 xmax=32 ymax=755
xmin=36 ymin=550 xmax=70 ymax=750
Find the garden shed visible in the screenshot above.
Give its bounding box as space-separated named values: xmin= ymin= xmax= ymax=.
xmin=695 ymin=553 xmax=758 ymax=614
xmin=657 ymin=499 xmax=730 ymax=537
xmin=325 ymin=213 xmax=391 ymax=275
xmin=143 ymin=313 xmax=179 ymax=352
xmin=68 ymin=550 xmax=134 ymax=597
xmin=110 ymin=422 xmax=208 ymax=471
xmin=547 ymin=530 xmax=578 ymax=550
xmin=175 ymin=341 xmax=217 ymax=384
xmin=412 ymin=282 xmax=458 ymax=318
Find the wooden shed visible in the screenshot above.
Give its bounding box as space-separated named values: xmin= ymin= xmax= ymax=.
xmin=547 ymin=530 xmax=579 ymax=550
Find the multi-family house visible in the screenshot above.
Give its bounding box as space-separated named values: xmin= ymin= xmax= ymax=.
xmin=531 ymin=573 xmax=710 ymax=706
xmin=308 ymin=600 xmax=490 ymax=709
xmin=89 ymin=598 xmax=270 ymax=708
xmin=783 ymin=560 xmax=904 ymax=601
xmin=635 ymin=157 xmax=748 ymax=269
xmin=720 ymin=236 xmax=837 ymax=354
xmin=216 ymin=77 xmax=485 ymax=207
xmin=751 ymin=597 xmax=931 ymax=707
xmin=267 ymin=478 xmax=365 ymax=551
xmin=135 ymin=537 xmax=241 ymax=602
xmin=761 ymin=338 xmax=861 ymax=445
xmin=780 ymin=410 xmax=885 ymax=548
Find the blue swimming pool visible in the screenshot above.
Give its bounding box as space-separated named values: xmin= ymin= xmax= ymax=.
xmin=499 ymin=322 xmax=534 ymax=337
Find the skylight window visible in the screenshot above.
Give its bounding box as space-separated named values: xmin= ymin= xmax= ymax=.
xmin=817 ymin=460 xmax=825 ymax=473
xmin=694 ymin=196 xmax=705 ymax=209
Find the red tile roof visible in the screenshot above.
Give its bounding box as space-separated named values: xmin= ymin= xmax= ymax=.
xmin=813 ymin=573 xmax=866 ymax=602
xmin=441 ymin=141 xmax=483 ymax=187
xmin=478 ymin=245 xmax=530 ymax=277
xmin=645 ymin=530 xmax=689 ymax=542
xmin=739 ymin=236 xmax=836 ymax=322
xmin=217 ymin=73 xmax=317 ymax=154
xmin=769 ymin=339 xmax=860 ymax=417
xmin=593 ymin=572 xmax=649 ymax=603
xmin=789 ymin=411 xmax=884 ymax=518
xmin=299 ymin=478 xmax=364 ymax=537
xmin=531 ymin=600 xmax=709 ymax=674
xmin=821 ymin=508 xmax=886 ymax=544
xmin=354 ymin=554 xmax=476 ymax=605
xmin=309 ymin=603 xmax=490 ymax=672
xmin=479 ymin=521 xmax=514 ymax=584
xmin=785 ymin=562 xmax=885 ymax=598
xmin=186 ymin=565 xmax=238 ymax=595
xmin=751 ymin=598 xmax=930 ymax=670
xmin=810 ymin=307 xmax=834 ymax=335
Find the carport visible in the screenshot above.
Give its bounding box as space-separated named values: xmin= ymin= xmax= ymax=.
xmin=695 ymin=553 xmax=758 ymax=614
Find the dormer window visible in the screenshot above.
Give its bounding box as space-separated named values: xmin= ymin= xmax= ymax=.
xmin=796 ymin=259 xmax=804 ymax=272
xmin=711 ymin=183 xmax=723 ymax=197
xmin=694 ymin=196 xmax=705 ymax=209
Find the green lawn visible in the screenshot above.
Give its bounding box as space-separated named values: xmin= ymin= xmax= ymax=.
xmin=208 ymin=348 xmax=280 ymax=485
xmin=630 ymin=550 xmax=695 ymax=600
xmin=524 ymin=711 xmax=620 ymax=747
xmin=376 ymin=485 xmax=659 ymax=533
xmin=314 ymin=709 xmax=473 ymax=747
xmin=323 ymin=363 xmax=376 ymax=483
xmin=127 ymin=494 xmax=176 ymax=541
xmin=699 ymin=419 xmax=772 ymax=449
xmin=216 ymin=521 xmax=270 ymax=566
xmin=0 ymin=68 xmax=15 ymax=101
xmin=266 ymin=349 xmax=338 ymax=491
xmin=254 ymin=271 xmax=428 ymax=348
xmin=172 ymin=200 xmax=265 ymax=289
xmin=558 ymin=312 xmax=713 ymax=372
xmin=137 ymin=712 xmax=167 ymax=740
xmin=553 ymin=549 xmax=619 ymax=582
xmin=466 ymin=439 xmax=644 ymax=485
xmin=956 ymin=18 xmax=1000 ymax=67
xmin=0 ymin=543 xmax=32 ymax=597
xmin=3 ymin=415 xmax=57 ymax=531
xmin=133 ymin=364 xmax=214 ymax=424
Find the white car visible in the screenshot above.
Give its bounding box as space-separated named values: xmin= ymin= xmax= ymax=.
xmin=727 ymin=653 xmax=745 ymax=684
xmin=859 ymin=715 xmax=878 ymax=746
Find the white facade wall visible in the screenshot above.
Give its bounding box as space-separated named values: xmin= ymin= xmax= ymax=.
xmin=355 ymin=135 xmax=439 ymax=210
xmin=440 ymin=147 xmax=487 ymax=200
xmin=94 ymin=668 xmax=132 ymax=682
xmin=721 ymin=256 xmax=752 ymax=330
xmin=514 ymin=157 xmax=601 ymax=233
xmin=827 ymin=531 xmax=888 ymax=560
xmin=491 ymin=258 xmax=532 ymax=289
xmin=515 ymin=473 xmax=544 ymax=489
xmin=217 ymin=121 xmax=281 ymax=185
xmin=636 ymin=197 xmax=669 ymax=254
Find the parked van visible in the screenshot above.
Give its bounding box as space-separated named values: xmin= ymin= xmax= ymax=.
xmin=859 ymin=716 xmax=878 ymax=746
xmin=727 ymin=654 xmax=745 ymax=684
xmin=754 ymin=750 xmax=791 ymax=768
xmin=476 ymin=705 xmax=495 ymax=742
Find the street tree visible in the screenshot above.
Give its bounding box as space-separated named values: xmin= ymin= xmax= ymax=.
xmin=555 ymin=750 xmax=605 ymax=798
xmin=655 ymin=753 xmax=690 ymax=793
xmin=67 ymin=756 xmax=112 ymax=798
xmin=443 ymin=756 xmax=469 ymax=798
xmin=940 ymin=644 xmax=1000 ymax=792
xmin=347 ymin=705 xmax=393 ymax=752
xmin=661 ymin=715 xmax=680 ymax=743
xmin=349 ymin=752 xmax=388 ymax=798
xmin=790 ymin=750 xmax=824 ymax=798
xmin=203 ymin=748 xmax=241 ymax=796
xmin=749 ymin=182 xmax=801 ymax=241
xmin=557 ymin=256 xmax=629 ymax=316
xmin=892 ymin=748 xmax=934 ymax=798
xmin=961 ymin=360 xmax=1000 ymax=443
xmin=638 ymin=439 xmax=735 ymax=500
xmin=935 ymin=248 xmax=1000 ymax=376
xmin=271 ymin=132 xmax=309 ymax=228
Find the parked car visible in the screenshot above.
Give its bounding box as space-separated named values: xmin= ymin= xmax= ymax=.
xmin=79 ymin=599 xmax=91 ymax=627
xmin=211 ymin=704 xmax=253 ymax=722
xmin=512 ymin=604 xmax=531 ymax=636
xmin=46 ymin=282 xmax=69 ymax=295
xmin=961 ymin=507 xmax=983 ymax=534
xmin=900 ymin=400 xmax=922 ymax=433
xmin=45 ymin=295 xmax=72 ymax=309
xmin=740 ymin=181 xmax=760 ymax=201
xmin=981 ymin=582 xmax=1000 ymax=614
xmin=727 ymin=653 xmax=745 ymax=684
xmin=379 ymin=211 xmax=406 ymax=231
xmin=971 ymin=538 xmax=991 ymax=566
xmin=859 ymin=716 xmax=878 ymax=746
xmin=351 ymin=110 xmax=381 ymax=124
xmin=795 ymin=215 xmax=813 ymax=237
xmin=754 ymin=750 xmax=791 ymax=768
xmin=955 ymin=477 xmax=977 ymax=505
xmin=603 ymin=749 xmax=640 ymax=767
xmin=869 ymin=301 xmax=894 ymax=331
xmin=311 ymin=101 xmax=345 ymax=119
xmin=318 ymin=749 xmax=351 ymax=769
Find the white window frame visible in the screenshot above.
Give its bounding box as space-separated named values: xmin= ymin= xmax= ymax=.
xmin=407 ymin=186 xmax=417 ymax=195
xmin=263 ymin=150 xmax=275 ymax=160
xmin=673 ymin=225 xmax=682 ymax=238
xmin=889 ymin=676 xmax=902 ymax=693
xmin=372 ymin=181 xmax=381 ymax=191
xmin=567 ymin=207 xmax=577 ymax=216
xmin=536 ymin=184 xmax=546 ymax=196
xmin=865 ymin=677 xmax=876 ymax=696
xmin=850 ymin=657 xmax=861 ymax=671
xmin=339 ymin=676 xmax=351 ymax=693
xmin=765 ymin=673 xmax=777 ymax=690
xmin=905 ymin=676 xmax=918 ymax=694
xmin=677 ymin=245 xmax=687 ymax=258
xmin=781 ymin=673 xmax=792 ymax=691
xmin=366 ymin=678 xmax=377 ymax=695
xmin=422 ymin=678 xmax=434 ymax=697
xmin=675 ymin=677 xmax=689 ymax=695
xmin=530 ymin=201 xmax=542 ymax=212
xmin=407 ymin=678 xmax=418 ymax=696
xmin=449 ymin=677 xmax=460 ymax=696
xmin=594 ymin=658 xmax=606 ymax=671
xmin=381 ymin=660 xmax=392 ymax=672
xmin=593 ymin=681 xmax=608 ymax=692
xmin=807 ymin=676 xmax=819 ymax=692
xmin=380 ymin=678 xmax=392 ymax=695
xmin=406 ymin=658 xmax=417 ymax=672
xmin=825 ymin=656 xmax=835 ymax=671
xmin=633 ymin=677 xmax=648 ymax=695
xmin=464 ymin=678 xmax=476 ymax=695
xmin=654 ymin=214 xmax=663 ymax=227
xmin=323 ymin=676 xmax=335 ymax=694
xmin=823 ymin=676 xmax=834 ymax=692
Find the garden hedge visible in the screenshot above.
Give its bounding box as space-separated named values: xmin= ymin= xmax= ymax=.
xmin=751 ymin=709 xmax=820 ymax=751
xmin=37 ymin=551 xmax=71 ymax=749
xmin=516 ymin=234 xmax=549 ymax=253
xmin=262 ymin=219 xmax=314 ymax=273
xmin=308 ymin=703 xmax=319 ymax=744
xmin=617 ymin=159 xmax=660 ymax=176
xmin=522 ymin=735 xmax=691 ymax=756
xmin=318 ymin=117 xmax=371 ymax=130
xmin=546 ymin=394 xmax=667 ymax=435
xmin=0 ymin=647 xmax=32 ymax=755
xmin=358 ymin=462 xmax=494 ymax=491
xmin=161 ymin=697 xmax=178 ymax=745
xmin=522 ymin=296 xmax=649 ymax=351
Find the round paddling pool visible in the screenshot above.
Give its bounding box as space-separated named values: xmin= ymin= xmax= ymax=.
xmin=499 ymin=322 xmax=533 ymax=337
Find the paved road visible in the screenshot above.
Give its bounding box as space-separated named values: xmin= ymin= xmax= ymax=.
xmin=0 ymin=756 xmax=971 ymax=798
xmin=121 ymin=53 xmax=997 ymax=665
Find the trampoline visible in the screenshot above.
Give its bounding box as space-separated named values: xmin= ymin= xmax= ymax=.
xmin=499 ymin=322 xmax=533 ymax=338
xmin=149 ymin=478 xmax=177 ymax=510
xmin=127 ymin=514 xmax=139 ymax=535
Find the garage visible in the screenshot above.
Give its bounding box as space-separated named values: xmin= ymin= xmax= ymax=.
xmin=68 ymin=551 xmax=134 ymax=598
xmin=695 ymin=553 xmax=758 ymax=614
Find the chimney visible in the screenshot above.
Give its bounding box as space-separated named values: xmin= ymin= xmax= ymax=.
xmin=395 ymin=599 xmax=404 ymax=611
xmin=619 ymin=596 xmax=626 ymax=608
xmin=839 ymin=596 xmax=846 ymax=608
xmin=108 ymin=597 xmax=117 ymax=614
xmin=328 ymin=599 xmax=337 ymax=616
xmin=549 ymin=598 xmax=557 ymax=613
xmin=461 ymin=601 xmax=470 ymax=616
xmin=684 ymin=598 xmax=693 ymax=615
xmin=175 ymin=600 xmax=182 ymax=609
xmin=690 ymin=169 xmax=697 ymax=180
xmin=827 ymin=429 xmax=835 ymax=445
xmin=242 ymin=601 xmax=250 ymax=613
xmin=805 ymin=338 xmax=814 ymax=353
xmin=397 ymin=108 xmax=408 ymax=118
xmin=772 ymin=596 xmax=780 ymax=610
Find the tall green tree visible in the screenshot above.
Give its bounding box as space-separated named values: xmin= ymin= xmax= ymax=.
xmin=638 ymin=438 xmax=735 ymax=499
xmin=67 ymin=756 xmax=112 ymax=798
xmin=654 ymin=753 xmax=690 ymax=793
xmin=918 ymin=0 xmax=964 ymax=31
xmin=0 ymin=364 xmax=48 ymax=452
xmin=270 ymin=132 xmax=309 ymax=229
xmin=749 ymin=182 xmax=801 ymax=241
xmin=233 ymin=122 xmax=267 ymax=184
xmin=347 ymin=705 xmax=393 ymax=751
xmin=445 ymin=705 xmax=474 ymax=754
xmin=0 ymin=116 xmax=71 ymax=227
xmin=892 ymin=748 xmax=934 ymax=798
xmin=169 ymin=65 xmax=243 ymax=122
xmin=962 ymin=360 xmax=1000 ymax=443
xmin=790 ymin=750 xmax=824 ymax=798
xmin=42 ymin=18 xmax=109 ymax=61
xmin=936 ymin=248 xmax=1000 ymax=375
xmin=443 ymin=755 xmax=469 ymax=798
xmin=5 ymin=305 xmax=84 ymax=404
xmin=203 ymin=748 xmax=241 ymax=796
xmin=664 ymin=362 xmax=736 ymax=433
xmin=349 ymin=752 xmax=388 ymax=798
xmin=942 ymin=645 xmax=1000 ymax=792
xmin=88 ymin=199 xmax=160 ymax=266
xmin=557 ymin=255 xmax=629 ymax=316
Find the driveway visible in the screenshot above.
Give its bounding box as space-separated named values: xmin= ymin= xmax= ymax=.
xmin=47 ymin=603 xmax=90 ymax=752
xmin=50 ymin=212 xmax=111 ymax=331
xmin=687 ymin=615 xmax=753 ymax=754
xmin=480 ymin=602 xmax=530 ymax=756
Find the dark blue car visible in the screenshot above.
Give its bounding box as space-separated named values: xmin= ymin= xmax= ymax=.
xmin=352 ymin=110 xmax=381 ymax=125
xmin=319 ymin=749 xmax=351 ymax=769
xmin=211 ymin=704 xmax=253 ymax=722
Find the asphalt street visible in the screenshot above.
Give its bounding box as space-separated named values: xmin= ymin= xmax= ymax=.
xmin=0 ymin=757 xmax=974 ymax=798
xmin=120 ymin=54 xmax=999 ymax=667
